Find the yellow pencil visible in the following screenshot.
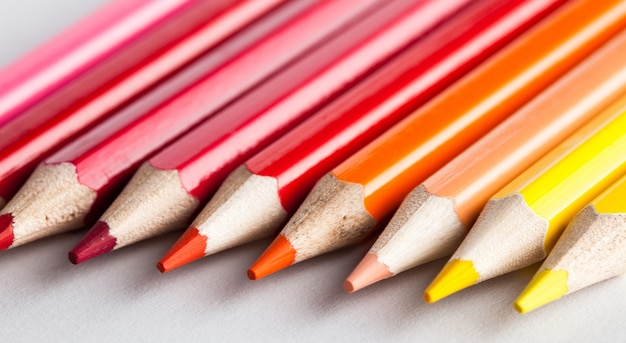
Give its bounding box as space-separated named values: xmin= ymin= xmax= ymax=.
xmin=515 ymin=173 xmax=626 ymax=313
xmin=424 ymin=97 xmax=626 ymax=303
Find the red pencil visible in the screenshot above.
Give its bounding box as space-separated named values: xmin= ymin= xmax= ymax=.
xmin=0 ymin=0 xmax=234 ymax=128
xmin=0 ymin=0 xmax=287 ymax=208
xmin=0 ymin=0 xmax=381 ymax=251
xmin=157 ymin=0 xmax=566 ymax=272
xmin=68 ymin=0 xmax=468 ymax=265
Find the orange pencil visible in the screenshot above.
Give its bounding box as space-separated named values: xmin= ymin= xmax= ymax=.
xmin=345 ymin=28 xmax=626 ymax=292
xmin=248 ymin=0 xmax=626 ymax=280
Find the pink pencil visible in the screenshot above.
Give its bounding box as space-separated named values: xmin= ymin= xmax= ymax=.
xmin=0 ymin=0 xmax=235 ymax=131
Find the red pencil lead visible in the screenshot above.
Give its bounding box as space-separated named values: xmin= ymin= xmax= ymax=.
xmin=247 ymin=234 xmax=296 ymax=280
xmin=0 ymin=214 xmax=14 ymax=251
xmin=68 ymin=221 xmax=116 ymax=264
xmin=157 ymin=227 xmax=207 ymax=273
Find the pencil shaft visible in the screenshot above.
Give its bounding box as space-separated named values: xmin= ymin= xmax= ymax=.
xmin=151 ymin=0 xmax=462 ymax=199
xmin=0 ymin=0 xmax=234 ymax=129
xmin=594 ymin=175 xmax=626 ymax=214
xmin=247 ymin=0 xmax=565 ymax=213
xmin=48 ymin=0 xmax=372 ymax=195
xmin=426 ymin=26 xmax=626 ymax=226
xmin=0 ymin=0 xmax=283 ymax=205
xmin=336 ymin=0 xmax=626 ymax=221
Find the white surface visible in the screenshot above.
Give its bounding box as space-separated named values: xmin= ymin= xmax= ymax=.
xmin=1 ymin=1 xmax=626 ymax=342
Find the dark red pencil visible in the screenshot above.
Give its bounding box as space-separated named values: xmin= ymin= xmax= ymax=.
xmin=157 ymin=0 xmax=567 ymax=272
xmin=0 ymin=0 xmax=381 ymax=251
xmin=0 ymin=0 xmax=235 ymax=128
xmin=67 ymin=0 xmax=470 ymax=264
xmin=0 ymin=0 xmax=285 ymax=208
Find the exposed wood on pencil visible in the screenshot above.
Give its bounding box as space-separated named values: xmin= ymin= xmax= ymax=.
xmin=249 ymin=174 xmax=376 ymax=280
xmin=0 ymin=163 xmax=96 ymax=249
xmin=345 ymin=186 xmax=464 ymax=292
xmin=70 ymin=164 xmax=199 ymax=264
xmin=347 ymin=24 xmax=626 ymax=292
xmin=158 ymin=166 xmax=286 ymax=272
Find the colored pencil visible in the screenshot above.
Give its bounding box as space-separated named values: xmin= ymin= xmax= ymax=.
xmin=248 ymin=0 xmax=626 ymax=281
xmin=0 ymin=0 xmax=235 ymax=128
xmin=515 ymin=173 xmax=626 ymax=313
xmin=0 ymin=0 xmax=382 ymax=251
xmin=0 ymin=0 xmax=286 ymax=208
xmin=424 ymin=100 xmax=626 ymax=304
xmin=345 ymin=28 xmax=626 ymax=293
xmin=157 ymin=0 xmax=567 ymax=273
xmin=69 ymin=0 xmax=470 ymax=265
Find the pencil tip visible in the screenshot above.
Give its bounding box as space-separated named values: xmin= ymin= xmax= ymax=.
xmin=424 ymin=259 xmax=478 ymax=303
xmin=344 ymin=253 xmax=393 ymax=293
xmin=68 ymin=221 xmax=116 ymax=264
xmin=514 ymin=269 xmax=568 ymax=314
xmin=247 ymin=234 xmax=295 ymax=280
xmin=0 ymin=213 xmax=14 ymax=251
xmin=157 ymin=227 xmax=207 ymax=273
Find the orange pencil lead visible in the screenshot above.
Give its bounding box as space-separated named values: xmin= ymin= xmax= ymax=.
xmin=0 ymin=214 xmax=14 ymax=251
xmin=157 ymin=228 xmax=207 ymax=273
xmin=68 ymin=221 xmax=116 ymax=265
xmin=248 ymin=234 xmax=296 ymax=280
xmin=344 ymin=253 xmax=393 ymax=293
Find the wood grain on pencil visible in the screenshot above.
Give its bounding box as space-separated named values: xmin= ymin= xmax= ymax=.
xmin=346 ymin=27 xmax=626 ymax=292
xmin=515 ymin=174 xmax=626 ymax=313
xmin=0 ymin=0 xmax=284 ymax=208
xmin=68 ymin=0 xmax=427 ymax=264
xmin=248 ymin=0 xmax=626 ymax=280
xmin=0 ymin=0 xmax=371 ymax=251
xmin=158 ymin=0 xmax=566 ymax=272
xmin=0 ymin=0 xmax=234 ymax=129
xmin=425 ymin=99 xmax=626 ymax=303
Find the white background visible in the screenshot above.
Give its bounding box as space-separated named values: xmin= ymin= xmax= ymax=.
xmin=0 ymin=1 xmax=625 ymax=342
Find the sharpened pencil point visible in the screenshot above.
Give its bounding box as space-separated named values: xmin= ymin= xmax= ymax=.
xmin=424 ymin=259 xmax=478 ymax=303
xmin=514 ymin=269 xmax=568 ymax=314
xmin=344 ymin=253 xmax=393 ymax=293
xmin=0 ymin=213 xmax=14 ymax=250
xmin=248 ymin=234 xmax=295 ymax=280
xmin=158 ymin=227 xmax=207 ymax=273
xmin=68 ymin=221 xmax=116 ymax=264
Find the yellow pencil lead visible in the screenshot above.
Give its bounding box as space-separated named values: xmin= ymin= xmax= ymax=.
xmin=424 ymin=259 xmax=479 ymax=303
xmin=514 ymin=269 xmax=569 ymax=314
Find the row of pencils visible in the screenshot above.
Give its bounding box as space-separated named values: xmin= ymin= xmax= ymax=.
xmin=2 ymin=0 xmax=626 ymax=314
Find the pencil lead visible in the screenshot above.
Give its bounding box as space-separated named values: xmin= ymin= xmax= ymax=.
xmin=0 ymin=213 xmax=14 ymax=250
xmin=424 ymin=259 xmax=478 ymax=303
xmin=514 ymin=269 xmax=568 ymax=314
xmin=247 ymin=234 xmax=295 ymax=280
xmin=157 ymin=227 xmax=207 ymax=273
xmin=344 ymin=253 xmax=393 ymax=293
xmin=68 ymin=221 xmax=116 ymax=264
